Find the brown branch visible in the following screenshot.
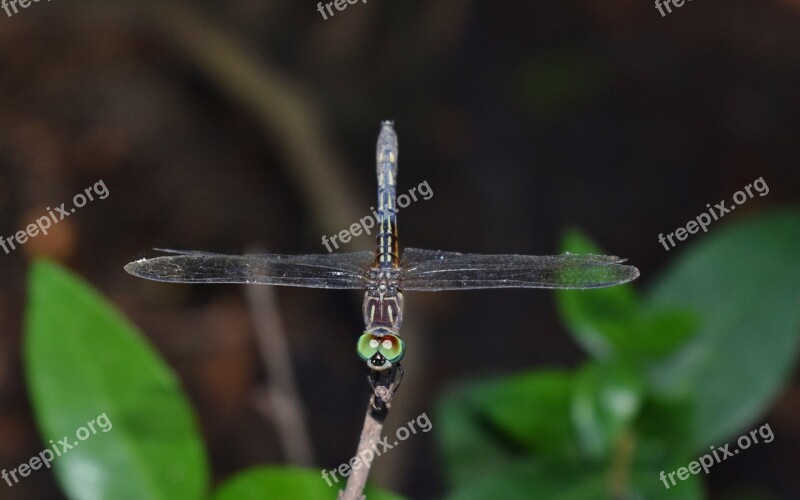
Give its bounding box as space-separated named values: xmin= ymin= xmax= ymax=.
xmin=246 ymin=275 xmax=315 ymax=467
xmin=337 ymin=405 xmax=386 ymax=500
xmin=609 ymin=429 xmax=635 ymax=499
xmin=338 ymin=369 xmax=401 ymax=500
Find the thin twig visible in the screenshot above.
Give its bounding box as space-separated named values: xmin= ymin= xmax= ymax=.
xmin=338 ymin=368 xmax=401 ymax=500
xmin=338 ymin=405 xmax=387 ymax=500
xmin=246 ymin=272 xmax=315 ymax=466
xmin=609 ymin=429 xmax=635 ymax=499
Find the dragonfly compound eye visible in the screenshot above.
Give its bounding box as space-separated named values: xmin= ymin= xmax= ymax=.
xmin=377 ymin=334 xmax=404 ymax=362
xmin=357 ymin=332 xmax=380 ymax=361
xmin=356 ymin=332 xmax=404 ymax=363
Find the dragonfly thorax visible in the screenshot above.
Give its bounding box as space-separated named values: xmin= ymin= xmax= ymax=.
xmin=360 ymin=268 xmax=405 ymax=370
xmin=367 ymin=268 xmax=400 ymax=294
xmin=363 ymin=289 xmax=404 ymax=331
xmin=364 ymin=268 xmax=404 ymax=329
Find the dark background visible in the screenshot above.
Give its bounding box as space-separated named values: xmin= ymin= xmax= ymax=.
xmin=1 ymin=1 xmax=799 ymax=498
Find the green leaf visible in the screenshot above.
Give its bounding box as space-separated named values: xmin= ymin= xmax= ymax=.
xmin=24 ymin=260 xmax=209 ymax=500
xmin=647 ymin=209 xmax=800 ymax=449
xmin=445 ymin=458 xmax=607 ymax=500
xmin=477 ymin=371 xmax=576 ymax=455
xmin=212 ymin=466 xmax=406 ymax=500
xmin=436 ymin=382 xmax=518 ymax=487
xmin=442 ymin=449 xmax=703 ymax=500
xmin=437 ymin=367 xmax=701 ymax=500
xmin=628 ymin=309 xmax=698 ymax=360
xmin=634 ymin=396 xmax=695 ymax=457
xmin=630 ymin=397 xmax=703 ymax=498
xmin=437 ymin=371 xmax=577 ymax=487
xmin=571 ymin=363 xmax=643 ymax=460
xmin=629 ymin=455 xmax=704 ymax=500
xmin=557 ymin=229 xmax=697 ymax=363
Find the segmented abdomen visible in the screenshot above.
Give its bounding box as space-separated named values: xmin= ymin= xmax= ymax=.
xmin=375 ymin=121 xmax=399 ymax=268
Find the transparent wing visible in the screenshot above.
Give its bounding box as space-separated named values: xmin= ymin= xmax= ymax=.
xmin=400 ymin=248 xmax=639 ymax=291
xmin=124 ymin=249 xmax=373 ymax=288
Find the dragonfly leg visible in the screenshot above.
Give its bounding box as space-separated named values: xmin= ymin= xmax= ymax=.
xmin=367 ymin=363 xmax=404 ymax=413
xmin=391 ymin=363 xmax=404 ymax=393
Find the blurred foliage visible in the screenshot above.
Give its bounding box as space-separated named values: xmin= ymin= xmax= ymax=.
xmin=25 ymin=261 xmax=209 ymax=500
xmin=436 ymin=209 xmax=800 ymax=499
xmin=21 ymin=210 xmax=800 ymax=499
xmin=24 ymin=261 xmax=404 ymax=500
xmin=213 ymin=467 xmax=405 ymax=500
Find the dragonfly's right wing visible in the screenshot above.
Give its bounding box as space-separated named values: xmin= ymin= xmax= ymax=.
xmin=124 ymin=250 xmax=374 ymax=289
xmin=400 ymin=248 xmax=639 ymax=291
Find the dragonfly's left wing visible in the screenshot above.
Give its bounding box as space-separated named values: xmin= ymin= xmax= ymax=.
xmin=124 ymin=250 xmax=373 ymax=289
xmin=400 ymin=248 xmax=639 ymax=291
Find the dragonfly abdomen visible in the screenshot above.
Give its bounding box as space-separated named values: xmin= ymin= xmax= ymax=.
xmin=375 ymin=121 xmax=400 ymax=268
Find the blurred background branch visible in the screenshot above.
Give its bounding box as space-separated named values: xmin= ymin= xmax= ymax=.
xmin=246 ymin=274 xmax=315 ymax=467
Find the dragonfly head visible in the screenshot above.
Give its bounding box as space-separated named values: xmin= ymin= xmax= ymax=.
xmin=357 ymin=327 xmax=404 ymax=371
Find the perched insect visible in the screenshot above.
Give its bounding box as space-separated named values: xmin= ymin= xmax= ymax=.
xmin=125 ymin=121 xmax=639 ymax=392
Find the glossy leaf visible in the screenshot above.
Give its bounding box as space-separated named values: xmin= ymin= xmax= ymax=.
xmin=445 ymin=458 xmax=606 ymax=500
xmin=212 ymin=466 xmax=406 ymax=500
xmin=437 ymin=370 xmax=577 ymax=487
xmin=647 ymin=210 xmax=800 ymax=449
xmin=557 ymin=229 xmax=697 ymax=362
xmin=442 ymin=441 xmax=702 ymax=500
xmin=25 ymin=260 xmax=209 ymax=500
xmin=571 ymin=363 xmax=643 ymax=460
xmin=476 ymin=371 xmax=576 ymax=454
xmin=437 ymin=368 xmax=702 ymax=500
xmin=629 ymin=454 xmax=703 ymax=500
xmin=436 ymin=383 xmax=518 ymax=487
xmin=630 ymin=397 xmax=701 ymax=499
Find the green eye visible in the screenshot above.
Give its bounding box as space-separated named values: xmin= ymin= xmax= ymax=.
xmin=357 ymin=333 xmax=379 ymax=361
xmin=356 ymin=333 xmax=405 ymax=362
xmin=378 ymin=334 xmax=405 ymax=362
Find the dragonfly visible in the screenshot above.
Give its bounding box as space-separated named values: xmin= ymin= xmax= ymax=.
xmin=125 ymin=121 xmax=639 ymax=398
